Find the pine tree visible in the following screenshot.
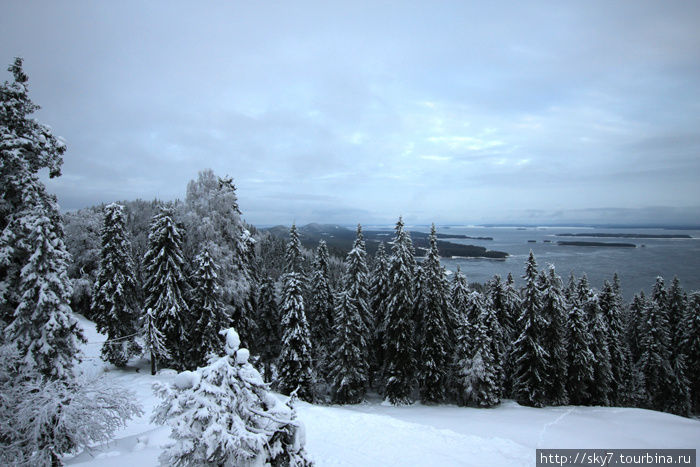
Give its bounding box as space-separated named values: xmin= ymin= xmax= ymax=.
xmin=566 ymin=290 xmax=594 ymax=406
xmin=683 ymin=292 xmax=700 ymax=413
xmin=487 ymin=275 xmax=511 ymax=340
xmin=599 ymin=279 xmax=631 ymax=406
xmin=285 ymin=224 xmax=304 ymax=274
xmin=638 ymin=277 xmax=674 ymax=411
xmin=383 ymin=217 xmax=417 ymax=405
xmin=627 ymin=291 xmax=648 ymax=363
xmin=189 ymin=249 xmax=227 ymax=368
xmin=277 ymin=271 xmax=315 ymax=402
xmin=143 ymin=306 xmax=169 ymax=375
xmin=257 ymin=275 xmax=281 ymax=382
xmin=451 ymin=268 xmax=470 ymax=317
xmin=464 ymin=304 xmax=503 ymax=407
xmin=91 ymin=203 xmax=141 ymax=367
xmin=664 ymin=277 xmax=691 ymax=415
xmin=1 ymin=58 xmax=67 ymax=326
xmin=416 ymin=224 xmax=451 ymax=403
xmin=369 ymin=241 xmax=390 ymax=386
xmin=309 ymin=240 xmax=334 ymax=357
xmin=4 ymin=188 xmax=86 ymax=380
xmin=343 ymin=225 xmax=372 ymax=362
xmin=152 ymin=328 xmax=312 ymax=466
xmin=143 ymin=207 xmax=190 ymax=370
xmin=329 ymin=291 xmax=369 ymax=403
xmin=539 ymin=266 xmax=568 ymax=406
xmin=511 ymin=251 xmax=548 ymax=407
xmin=578 ymin=276 xmax=612 ymax=406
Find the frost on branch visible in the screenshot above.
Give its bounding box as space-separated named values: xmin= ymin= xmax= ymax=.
xmin=152 ymin=327 xmax=312 ymax=466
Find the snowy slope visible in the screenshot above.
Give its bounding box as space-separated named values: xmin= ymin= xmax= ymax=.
xmin=66 ymin=315 xmax=700 ymax=467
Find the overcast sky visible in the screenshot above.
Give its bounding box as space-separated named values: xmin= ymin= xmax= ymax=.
xmin=2 ymin=1 xmax=699 ymax=226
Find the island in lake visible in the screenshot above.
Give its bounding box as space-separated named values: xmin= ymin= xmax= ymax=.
xmin=557 ymin=241 xmax=636 ymax=248
xmin=556 ymin=233 xmax=691 ymax=239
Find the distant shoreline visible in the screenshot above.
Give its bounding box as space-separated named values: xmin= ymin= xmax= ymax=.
xmin=556 ymin=233 xmax=691 ymax=239
xmin=557 ymin=241 xmax=636 ymax=248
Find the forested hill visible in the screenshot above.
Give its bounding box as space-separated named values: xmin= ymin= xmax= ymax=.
xmin=264 ymin=223 xmax=508 ymax=259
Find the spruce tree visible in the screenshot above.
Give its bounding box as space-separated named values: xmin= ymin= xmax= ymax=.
xmin=566 ymin=290 xmax=594 ymax=405
xmin=487 ymin=275 xmax=511 ymax=340
xmin=369 ymin=241 xmax=390 ymax=386
xmin=464 ymin=304 xmax=503 ymax=407
xmin=91 ymin=203 xmax=141 ymax=367
xmin=638 ymin=277 xmax=674 ymax=411
xmin=329 ymin=291 xmax=369 ymax=403
xmin=152 ymin=328 xmax=312 ymax=466
xmin=665 ymin=277 xmax=691 ymax=415
xmin=257 ymin=275 xmax=281 ymax=382
xmin=277 ymin=271 xmax=315 ymax=402
xmin=189 ymin=249 xmax=226 ymax=368
xmin=1 ymin=58 xmax=67 ymax=326
xmin=683 ymin=292 xmax=700 ymax=413
xmin=599 ymin=279 xmax=631 ymax=406
xmin=308 ymin=240 xmax=334 ymax=379
xmin=511 ymin=251 xmax=548 ymax=407
xmin=579 ymin=276 xmax=612 ymax=406
xmin=416 ymin=224 xmax=451 ymax=403
xmin=285 ymin=224 xmax=304 ymax=274
xmin=343 ymin=225 xmax=372 ymax=356
xmin=143 ymin=306 xmax=169 ymax=375
xmin=383 ymin=217 xmax=417 ymax=405
xmin=539 ymin=266 xmax=568 ymax=406
xmin=451 ymin=268 xmax=470 ymax=317
xmin=143 ymin=207 xmax=190 ymax=370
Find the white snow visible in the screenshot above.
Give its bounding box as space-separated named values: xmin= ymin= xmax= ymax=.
xmin=66 ymin=314 xmax=700 ymax=466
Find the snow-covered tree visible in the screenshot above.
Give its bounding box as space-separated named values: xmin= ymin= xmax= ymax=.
xmin=382 ymin=217 xmax=417 ymax=405
xmin=143 ymin=306 xmax=169 ymax=375
xmin=451 ymin=268 xmax=470 ymax=317
xmin=416 ymin=224 xmax=451 ymax=403
xmin=308 ymin=240 xmax=334 ymax=364
xmin=1 ymin=58 xmax=67 ymax=326
xmin=285 ymin=223 xmax=304 ymax=275
xmin=577 ymin=276 xmax=612 ymax=406
xmin=369 ymin=241 xmax=390 ymax=386
xmin=463 ymin=304 xmax=503 ymax=407
xmin=598 ymin=279 xmax=631 ymax=406
xmin=183 ymin=170 xmax=256 ymax=349
xmin=683 ymin=292 xmax=700 ymax=413
xmin=511 ymin=251 xmax=548 ymax=407
xmin=664 ymin=277 xmax=691 ymax=415
xmin=4 ymin=186 xmax=85 ymax=380
xmin=189 ymin=248 xmax=227 ymax=368
xmin=152 ymin=328 xmax=311 ymax=466
xmin=344 ymin=225 xmax=372 ymax=337
xmin=91 ymin=203 xmax=141 ymax=367
xmin=638 ymin=277 xmax=674 ymax=411
xmin=277 ymin=271 xmax=315 ymax=402
xmin=329 ymin=291 xmax=369 ymax=404
xmin=566 ymin=288 xmax=594 ymax=406
xmin=143 ymin=207 xmax=190 ymax=369
xmin=257 ymin=275 xmax=281 ymax=382
xmin=538 ymin=265 xmax=568 ymax=406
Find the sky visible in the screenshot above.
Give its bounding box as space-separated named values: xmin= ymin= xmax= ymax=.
xmin=2 ymin=1 xmax=700 ymax=226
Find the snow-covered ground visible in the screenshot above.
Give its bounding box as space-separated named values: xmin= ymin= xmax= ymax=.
xmin=66 ymin=315 xmax=700 ymax=466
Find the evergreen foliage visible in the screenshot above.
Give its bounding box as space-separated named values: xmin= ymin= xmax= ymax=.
xmin=189 ymin=249 xmax=227 ymax=368
xmin=416 ymin=225 xmax=451 ymax=403
xmin=599 ymin=279 xmax=631 ymax=406
xmin=285 ymin=224 xmax=304 ymax=274
xmin=329 ymin=291 xmax=369 ymax=403
xmin=309 ymin=240 xmax=334 ymax=357
xmin=342 ymin=225 xmax=372 ymax=365
xmin=464 ymin=304 xmax=503 ymax=407
xmin=578 ymin=276 xmax=612 ymax=406
xmin=382 ymin=217 xmax=417 ymax=405
xmin=143 ymin=207 xmax=190 ymax=369
xmin=91 ymin=203 xmax=141 ymax=367
xmin=257 ymin=275 xmax=281 ymax=382
xmin=684 ymin=292 xmax=700 ymax=413
xmin=538 ymin=266 xmax=568 ymax=406
xmin=277 ymin=272 xmax=315 ymax=402
xmin=369 ymin=241 xmax=390 ymax=386
xmin=152 ymin=328 xmax=311 ymax=466
xmin=511 ymin=251 xmax=548 ymax=407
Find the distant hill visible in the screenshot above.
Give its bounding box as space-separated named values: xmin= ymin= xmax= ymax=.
xmin=264 ymin=224 xmax=508 ymax=259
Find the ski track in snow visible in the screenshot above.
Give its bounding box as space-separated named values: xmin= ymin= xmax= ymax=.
xmin=66 ymin=314 xmax=700 ymax=466
xmin=537 ymin=406 xmax=576 ymax=448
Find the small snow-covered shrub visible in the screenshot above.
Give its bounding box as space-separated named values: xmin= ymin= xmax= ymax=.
xmin=0 ymin=345 xmax=143 ymax=466
xmin=152 ymin=328 xmax=312 ymax=466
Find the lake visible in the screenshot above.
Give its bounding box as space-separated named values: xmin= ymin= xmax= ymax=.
xmin=406 ymin=225 xmax=700 ymax=301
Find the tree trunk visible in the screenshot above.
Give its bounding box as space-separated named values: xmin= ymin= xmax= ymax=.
xmin=151 ymin=351 xmax=157 ymax=375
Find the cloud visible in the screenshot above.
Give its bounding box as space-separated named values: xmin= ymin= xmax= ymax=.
xmin=4 ymin=0 xmax=700 ymax=225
